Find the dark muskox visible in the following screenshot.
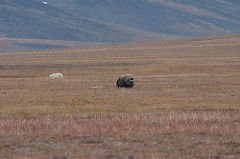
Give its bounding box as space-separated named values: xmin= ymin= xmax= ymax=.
xmin=116 ymin=73 xmax=134 ymax=89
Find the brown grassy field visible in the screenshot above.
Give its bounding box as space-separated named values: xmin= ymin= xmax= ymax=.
xmin=0 ymin=34 xmax=240 ymax=159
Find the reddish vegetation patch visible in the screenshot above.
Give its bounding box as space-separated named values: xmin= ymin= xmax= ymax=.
xmin=1 ymin=112 xmax=239 ymax=136
xmin=1 ymin=111 xmax=240 ymax=158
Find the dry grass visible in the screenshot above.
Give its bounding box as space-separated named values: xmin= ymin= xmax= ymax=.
xmin=0 ymin=34 xmax=240 ymax=158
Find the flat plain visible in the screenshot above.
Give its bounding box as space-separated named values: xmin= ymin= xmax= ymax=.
xmin=0 ymin=34 xmax=240 ymax=158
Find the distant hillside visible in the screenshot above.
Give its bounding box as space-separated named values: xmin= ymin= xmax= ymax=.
xmin=0 ymin=0 xmax=240 ymax=51
xmin=0 ymin=38 xmax=102 ymax=52
xmin=47 ymin=0 xmax=240 ymax=36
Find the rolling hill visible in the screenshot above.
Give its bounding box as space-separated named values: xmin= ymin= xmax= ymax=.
xmin=0 ymin=0 xmax=240 ymax=51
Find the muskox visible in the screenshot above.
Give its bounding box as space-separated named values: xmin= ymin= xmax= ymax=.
xmin=116 ymin=73 xmax=134 ymax=89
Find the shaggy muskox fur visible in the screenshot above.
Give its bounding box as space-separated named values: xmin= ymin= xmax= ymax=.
xmin=116 ymin=73 xmax=134 ymax=89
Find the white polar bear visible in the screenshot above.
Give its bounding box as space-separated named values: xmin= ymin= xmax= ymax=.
xmin=49 ymin=73 xmax=63 ymax=79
